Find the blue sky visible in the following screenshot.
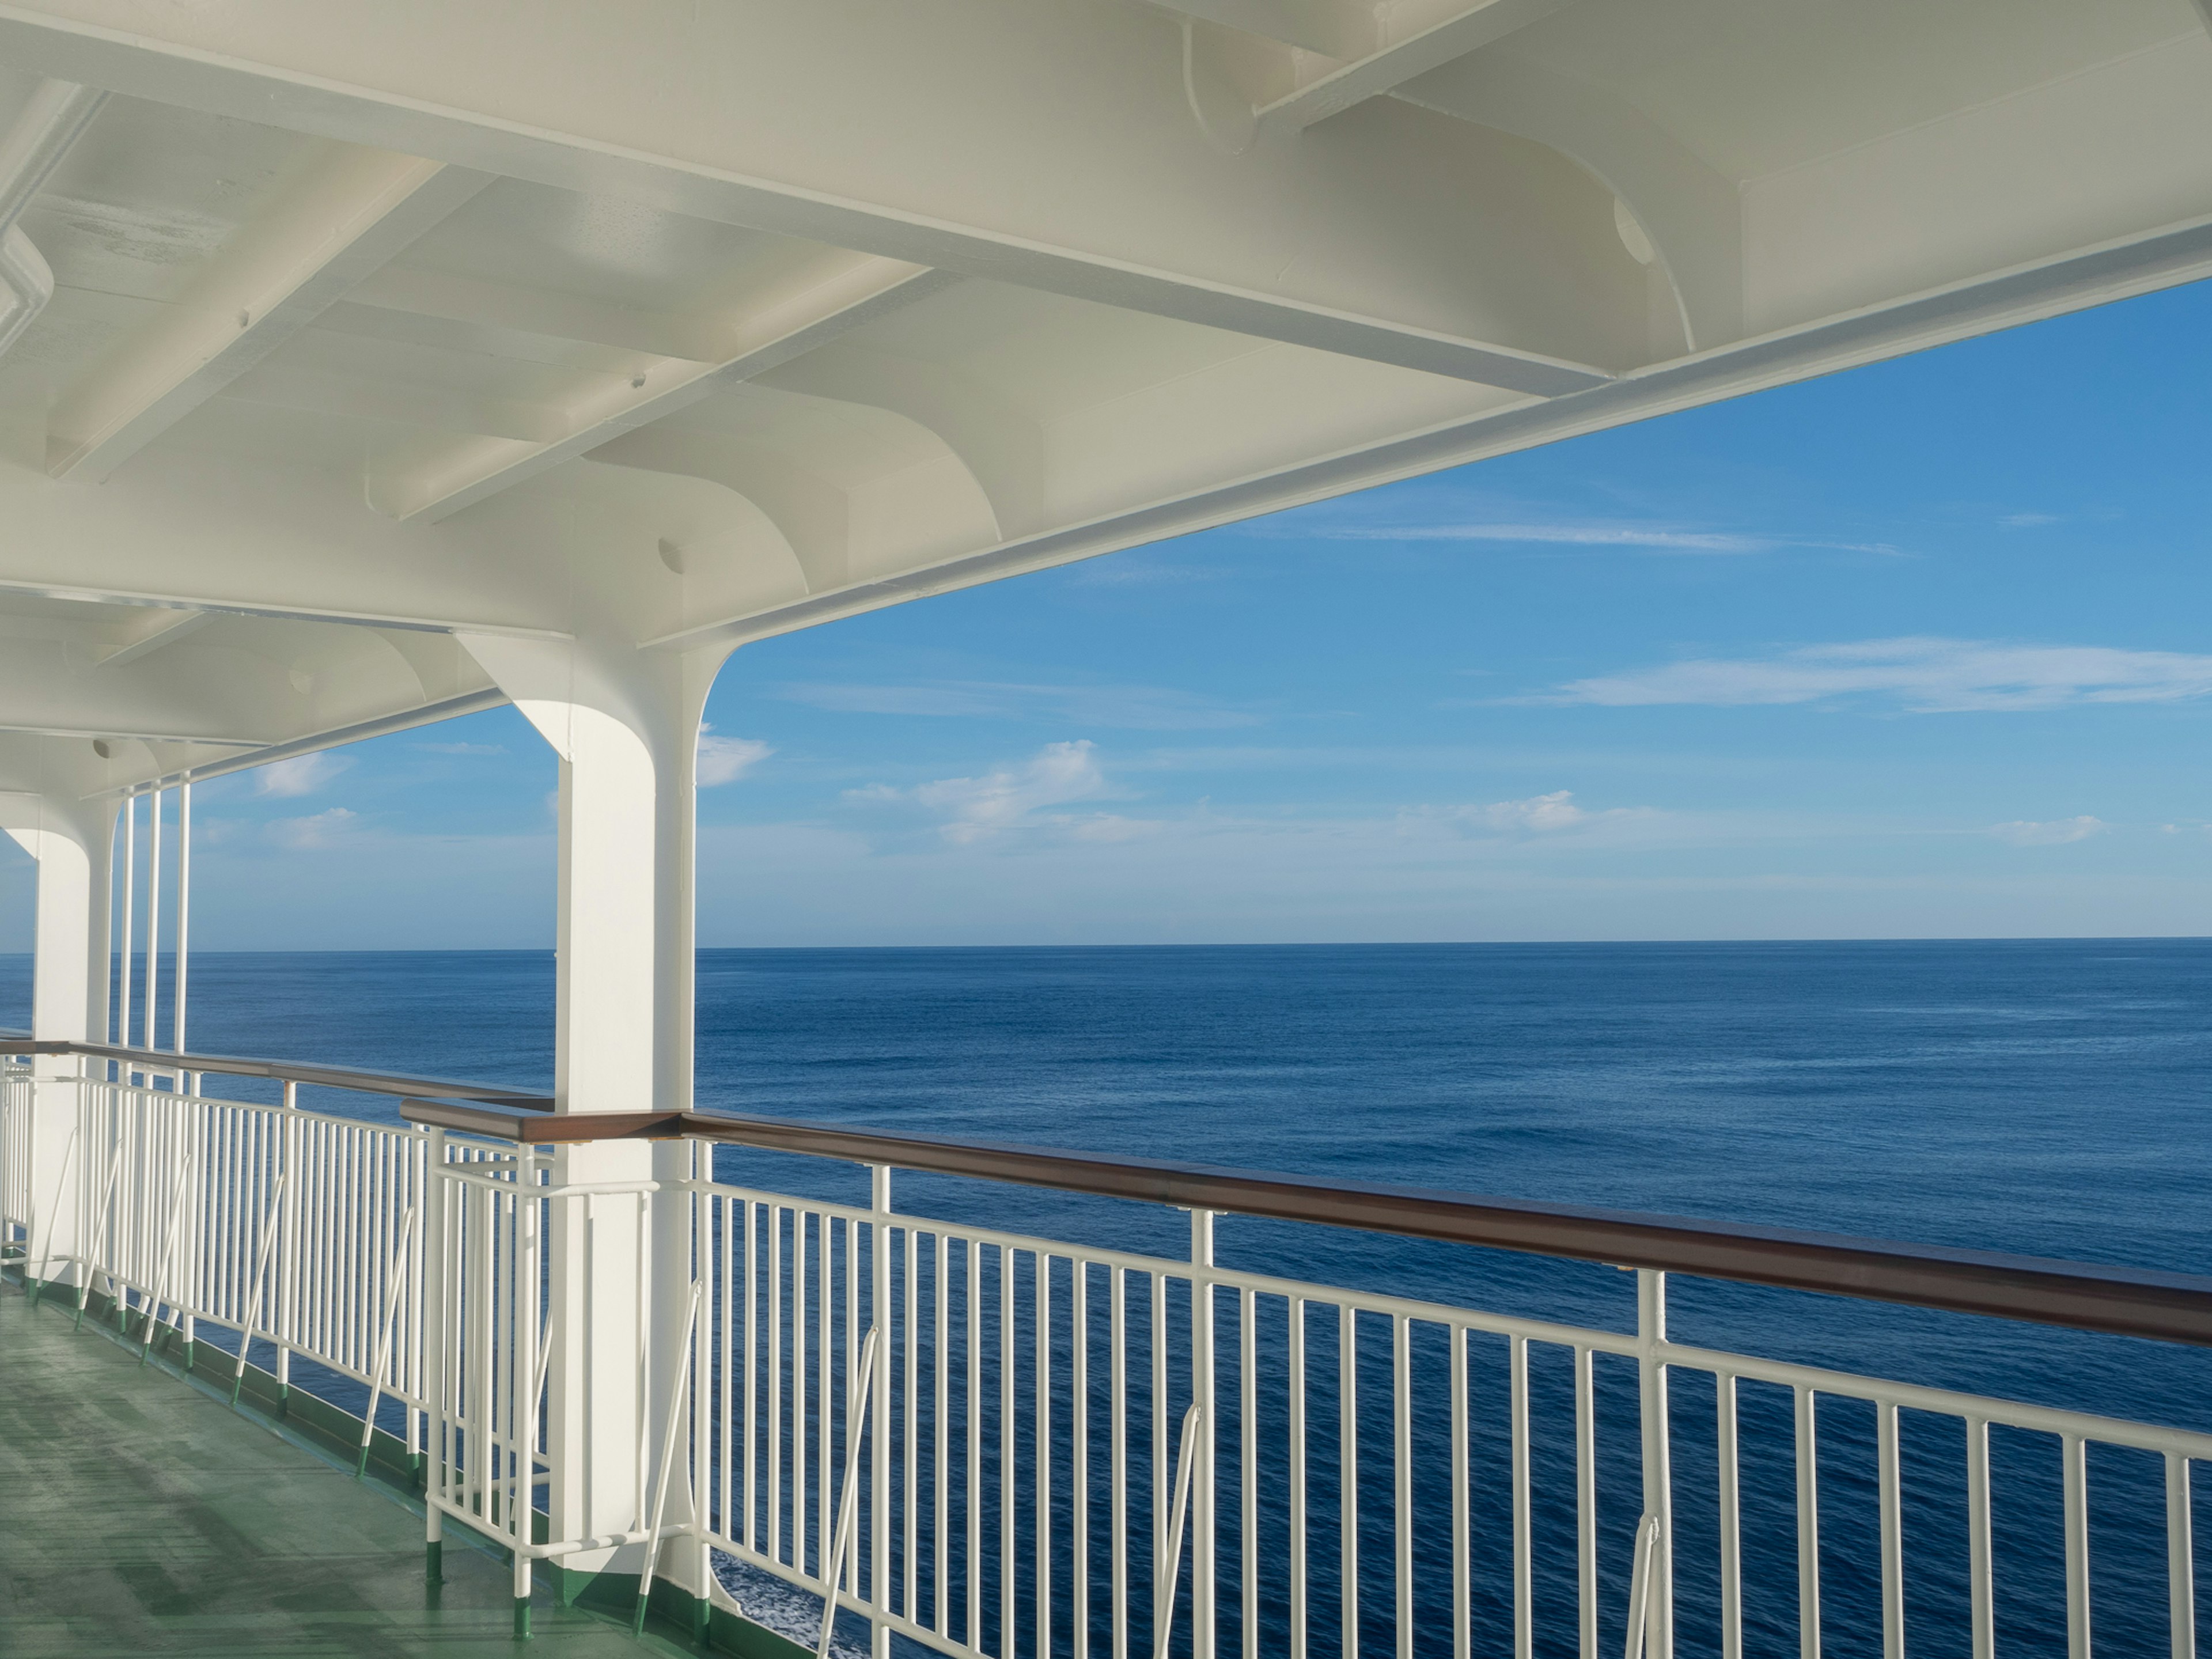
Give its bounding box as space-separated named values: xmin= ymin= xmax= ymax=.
xmin=11 ymin=277 xmax=2212 ymax=949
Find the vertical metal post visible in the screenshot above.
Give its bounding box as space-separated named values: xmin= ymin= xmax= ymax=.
xmin=871 ymin=1165 xmax=892 ymax=1659
xmin=118 ymin=795 xmax=134 ymax=1052
xmin=276 ymin=1082 xmax=298 ymax=1404
xmin=2063 ymin=1434 xmax=2090 ymax=1659
xmin=1717 ymin=1374 xmax=1742 ymax=1659
xmin=1190 ymin=1209 xmax=1216 ymax=1659
xmin=1635 ymin=1271 xmax=1673 ymax=1659
xmin=1794 ymin=1389 xmax=1819 ymax=1659
xmin=1876 ymin=1402 xmax=1903 ymax=1659
xmin=2168 ymin=1453 xmax=2195 ymax=1659
xmin=143 ymin=787 xmax=160 ymax=1052
xmin=425 ymin=1127 xmax=447 ymax=1585
xmin=173 ymin=782 xmax=190 ymax=1067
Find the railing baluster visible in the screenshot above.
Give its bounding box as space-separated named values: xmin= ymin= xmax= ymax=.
xmin=2169 ymin=1453 xmax=2195 ymax=1659
xmin=796 ymin=1205 xmax=810 ymax=1576
xmin=1795 ymin=1387 xmax=1819 ymax=1659
xmin=744 ymin=1198 xmax=757 ymax=1553
xmin=822 ymin=1206 xmax=835 ymax=1588
xmin=719 ymin=1193 xmax=734 ymax=1546
xmin=912 ymin=1225 xmax=924 ymax=1626
xmin=769 ymin=1203 xmax=783 ymax=1569
xmin=1077 ymin=1260 xmax=1093 ymax=1659
xmin=873 ymin=1169 xmax=895 ymax=1659
xmin=1637 ymin=1272 xmax=1672 ymax=1659
xmin=846 ymin=1213 xmax=861 ymax=1599
xmin=1192 ymin=1210 xmax=1216 ymax=1659
xmin=1877 ymin=1400 xmax=1903 ymax=1659
xmin=939 ymin=1230 xmax=952 ymax=1642
xmin=1241 ymin=1286 xmax=1257 ymax=1659
xmin=1577 ymin=1345 xmax=1597 ymax=1659
xmin=1967 ymin=1416 xmax=1993 ymax=1659
xmin=1511 ymin=1332 xmax=1531 ymax=1659
xmin=1113 ymin=1264 xmax=1129 ymax=1659
xmin=1393 ymin=1314 xmax=1412 ymax=1659
xmin=970 ymin=1238 xmax=984 ymax=1651
xmin=1155 ymin=1265 xmax=1170 ymax=1657
xmin=1342 ymin=1302 xmax=1358 ymax=1659
xmin=1717 ymin=1372 xmax=1741 ymax=1659
xmin=2063 ymin=1433 xmax=2090 ymax=1659
xmin=1451 ymin=1326 xmax=1470 ymax=1659
xmin=1003 ymin=1243 xmax=1018 ymax=1659
xmin=1038 ymin=1248 xmax=1053 ymax=1659
xmin=1291 ymin=1297 xmax=1309 ymax=1659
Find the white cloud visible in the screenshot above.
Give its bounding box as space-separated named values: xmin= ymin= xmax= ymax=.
xmin=254 ymin=752 xmax=348 ymax=797
xmin=1293 ymin=520 xmax=1899 ymax=557
xmin=2000 ymin=513 xmax=2059 ymax=528
xmin=1990 ymin=817 xmax=2104 ymax=846
xmin=1543 ymin=637 xmax=2212 ymax=713
xmin=1405 ymin=790 xmax=1660 ymax=840
xmin=778 ymin=680 xmax=1260 ymax=731
xmin=1456 ymin=790 xmax=1588 ymax=832
xmin=267 ymin=807 xmax=357 ymax=849
xmin=849 ymin=740 xmax=1157 ymax=844
xmin=414 ymin=741 xmax=506 ymax=756
xmin=697 ymin=727 xmax=772 ymax=786
xmin=915 ymin=740 xmax=1107 ymax=843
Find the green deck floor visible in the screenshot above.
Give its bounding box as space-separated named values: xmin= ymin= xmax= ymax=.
xmin=0 ymin=1281 xmax=664 ymax=1657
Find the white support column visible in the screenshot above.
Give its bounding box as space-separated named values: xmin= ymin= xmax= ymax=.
xmin=460 ymin=631 xmax=730 ymax=1605
xmin=2 ymin=791 xmax=114 ymax=1291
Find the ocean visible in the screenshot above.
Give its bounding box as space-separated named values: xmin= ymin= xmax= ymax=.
xmin=13 ymin=939 xmax=2211 ymax=1653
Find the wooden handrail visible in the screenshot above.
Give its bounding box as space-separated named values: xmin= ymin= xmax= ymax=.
xmin=6 ymin=1037 xmax=552 ymax=1112
xmin=17 ymin=1034 xmax=2203 ymax=1349
xmin=393 ymin=1096 xmax=2212 ymax=1350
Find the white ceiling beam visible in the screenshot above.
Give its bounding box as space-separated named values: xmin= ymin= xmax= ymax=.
xmin=762 ymin=346 xmax=1046 ymax=541
xmin=45 ymin=143 xmax=492 ymax=481
xmin=0 ymin=575 xmax=569 ymax=640
xmin=89 ymin=687 xmax=510 ymax=800
xmin=0 ymin=5 xmax=1626 ymax=392
xmin=589 ymin=427 xmax=852 ymax=594
xmin=364 ymin=254 xmax=956 ymax=522
xmin=85 ymin=607 xmax=213 ymax=666
xmin=218 ymin=357 xmax=572 ymax=442
xmin=1395 ymin=48 xmax=1744 ymax=350
xmin=645 ymin=210 xmax=2212 ymax=653
xmin=344 ymin=265 xmax=725 ymax=361
xmin=0 ymin=719 xmax=262 ymax=745
xmin=1251 ymin=0 xmax=1581 ymax=136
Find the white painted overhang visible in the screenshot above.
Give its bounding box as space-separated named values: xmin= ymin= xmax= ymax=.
xmin=0 ymin=0 xmax=2207 ymax=797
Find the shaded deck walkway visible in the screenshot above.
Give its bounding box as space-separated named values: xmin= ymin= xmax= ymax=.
xmin=0 ymin=1282 xmax=659 ymax=1657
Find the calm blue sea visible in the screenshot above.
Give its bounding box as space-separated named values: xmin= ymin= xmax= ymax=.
xmin=12 ymin=940 xmax=2210 ymax=1653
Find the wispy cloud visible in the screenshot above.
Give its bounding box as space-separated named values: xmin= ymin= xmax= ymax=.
xmin=254 ymin=752 xmax=348 ymax=797
xmin=780 ymin=680 xmax=1262 ymax=731
xmin=847 ymin=740 xmax=1155 ymax=844
xmin=2000 ymin=513 xmax=2059 ymax=528
xmin=697 ymin=726 xmax=772 ymax=787
xmin=1990 ymin=817 xmax=2104 ymax=846
xmin=1286 ymin=518 xmax=1897 ymax=557
xmin=1403 ymin=790 xmax=1660 ymax=840
xmin=414 ymin=741 xmax=505 ymax=756
xmin=267 ymin=807 xmax=357 ymax=849
xmin=1540 ymin=637 xmax=2212 ymax=713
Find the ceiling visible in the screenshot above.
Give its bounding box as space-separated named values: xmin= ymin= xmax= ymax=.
xmin=0 ymin=0 xmax=2206 ymax=806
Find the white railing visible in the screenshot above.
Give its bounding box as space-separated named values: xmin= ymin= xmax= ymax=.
xmin=2 ymin=1050 xmax=32 ymax=1254
xmin=1 ymin=1059 xmax=438 ymax=1461
xmin=8 ymin=1041 xmax=2212 ymax=1657
xmin=672 ymin=1145 xmax=2212 ymax=1659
